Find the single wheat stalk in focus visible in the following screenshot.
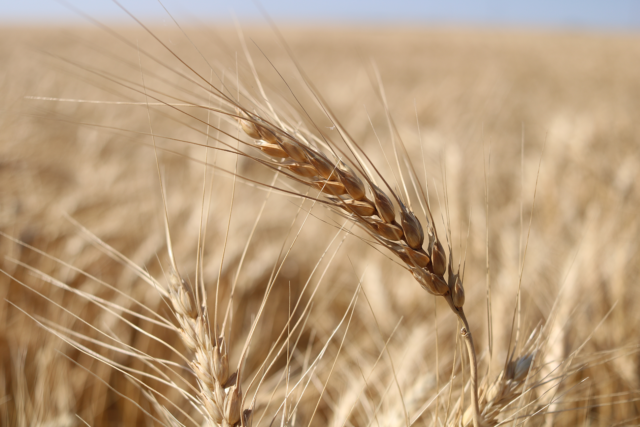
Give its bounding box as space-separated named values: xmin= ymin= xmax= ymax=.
xmin=227 ymin=101 xmax=483 ymax=425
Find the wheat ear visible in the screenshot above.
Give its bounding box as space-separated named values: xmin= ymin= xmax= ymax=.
xmin=166 ymin=266 xmax=248 ymax=427
xmin=162 ymin=210 xmax=249 ymax=427
xmin=233 ymin=106 xmax=484 ymax=426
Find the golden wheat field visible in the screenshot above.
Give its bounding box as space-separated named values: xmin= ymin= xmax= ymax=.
xmin=1 ymin=22 xmax=639 ymax=426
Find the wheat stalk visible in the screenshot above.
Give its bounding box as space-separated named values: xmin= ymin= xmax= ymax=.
xmin=228 ymin=102 xmax=483 ymax=425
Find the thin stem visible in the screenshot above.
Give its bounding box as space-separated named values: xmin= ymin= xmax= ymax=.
xmin=444 ymin=295 xmax=483 ymax=427
xmin=460 ymin=314 xmax=481 ymax=427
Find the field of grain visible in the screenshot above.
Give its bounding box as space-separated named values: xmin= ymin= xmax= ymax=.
xmin=1 ymin=24 xmax=639 ymax=426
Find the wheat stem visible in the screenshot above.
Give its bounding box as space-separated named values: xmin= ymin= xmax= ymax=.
xmin=444 ymin=295 xmax=482 ymax=427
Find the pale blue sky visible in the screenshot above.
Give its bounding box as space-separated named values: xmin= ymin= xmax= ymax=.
xmin=2 ymin=0 xmax=640 ymax=29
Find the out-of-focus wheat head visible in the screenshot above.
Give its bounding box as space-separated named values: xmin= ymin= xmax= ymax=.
xmin=1 ymin=10 xmax=640 ymax=427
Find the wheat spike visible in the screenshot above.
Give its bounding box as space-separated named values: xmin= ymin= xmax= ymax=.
xmin=232 ymin=104 xmax=483 ymax=425
xmin=235 ymin=110 xmax=453 ymax=296
xmin=164 ymin=253 xmax=250 ymax=427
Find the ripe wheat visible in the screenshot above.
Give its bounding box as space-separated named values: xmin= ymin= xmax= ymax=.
xmin=2 ymin=13 xmax=636 ymax=427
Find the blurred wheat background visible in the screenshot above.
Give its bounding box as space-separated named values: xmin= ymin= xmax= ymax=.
xmin=1 ymin=23 xmax=639 ymax=426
